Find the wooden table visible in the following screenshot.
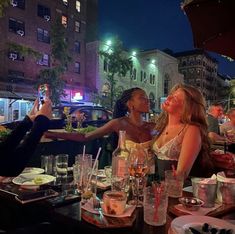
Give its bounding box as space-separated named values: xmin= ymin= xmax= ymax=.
xmin=52 ymin=193 xmax=235 ymax=234
xmin=0 ymin=183 xmax=234 ymax=234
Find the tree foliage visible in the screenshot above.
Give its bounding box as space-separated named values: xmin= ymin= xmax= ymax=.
xmin=99 ymin=36 xmax=132 ymax=108
xmin=0 ymin=0 xmax=9 ymax=17
xmin=36 ymin=68 xmax=66 ymax=105
xmin=8 ymin=42 xmax=41 ymax=59
xmin=50 ymin=17 xmax=72 ymax=70
xmin=37 ymin=16 xmax=72 ymax=105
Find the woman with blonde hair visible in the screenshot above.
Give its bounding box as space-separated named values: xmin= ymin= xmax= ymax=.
xmin=152 ymin=83 xmax=212 ymax=179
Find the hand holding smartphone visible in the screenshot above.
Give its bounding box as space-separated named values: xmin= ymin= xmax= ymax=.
xmin=38 ymin=84 xmax=49 ymax=110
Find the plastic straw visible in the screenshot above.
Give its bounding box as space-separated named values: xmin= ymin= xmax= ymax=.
xmin=153 ymin=183 xmax=163 ymax=222
xmin=79 ymin=145 xmax=86 ymax=187
xmin=82 ymin=145 xmax=86 ymax=160
xmin=85 ymin=147 xmax=102 ymax=192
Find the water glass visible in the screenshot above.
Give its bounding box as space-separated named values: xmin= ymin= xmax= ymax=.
xmin=104 ymin=165 xmax=112 ymax=183
xmin=191 ymin=177 xmax=217 ymax=207
xmin=55 ymin=154 xmax=69 ymax=184
xmin=165 ymin=170 xmax=184 ymax=198
xmin=82 ymin=159 xmax=98 ymax=203
xmin=143 ymin=183 xmax=168 ymax=226
xmin=41 ymin=155 xmax=54 ymax=175
xmin=74 ymin=154 xmax=92 ymax=190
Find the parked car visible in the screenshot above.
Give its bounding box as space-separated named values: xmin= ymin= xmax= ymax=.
xmin=50 ymin=105 xmax=113 ymax=129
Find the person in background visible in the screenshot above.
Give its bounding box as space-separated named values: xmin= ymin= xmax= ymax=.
xmin=220 ymin=108 xmax=235 ymax=137
xmin=0 ymin=99 xmax=52 ymax=176
xmin=45 ymin=87 xmax=156 ymax=147
xmin=220 ymin=108 xmax=235 ymax=153
xmin=207 ymin=103 xmax=225 ymax=143
xmin=152 ymin=84 xmax=211 ymax=179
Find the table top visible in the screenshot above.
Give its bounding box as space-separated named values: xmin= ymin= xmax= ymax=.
xmin=53 ymin=193 xmax=235 ymax=234
xmin=0 ymin=182 xmax=234 ymax=234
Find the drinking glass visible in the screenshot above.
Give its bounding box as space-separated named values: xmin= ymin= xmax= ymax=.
xmin=82 ymin=159 xmax=98 ymax=204
xmin=74 ymin=154 xmax=92 ymax=191
xmin=165 ymin=170 xmax=184 ymax=198
xmin=104 ymin=165 xmax=112 ymax=183
xmin=55 ymin=154 xmax=69 ymax=184
xmin=41 ymin=155 xmax=54 ymax=175
xmin=128 ymin=147 xmax=148 ymax=207
xmin=144 ymin=182 xmax=168 ymax=226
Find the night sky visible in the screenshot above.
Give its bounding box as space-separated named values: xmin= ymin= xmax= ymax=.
xmin=99 ymin=0 xmax=235 ymax=77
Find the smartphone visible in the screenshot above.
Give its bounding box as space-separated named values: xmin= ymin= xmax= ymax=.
xmin=38 ymin=84 xmax=49 ymax=109
xmin=15 ymin=189 xmax=58 ymax=204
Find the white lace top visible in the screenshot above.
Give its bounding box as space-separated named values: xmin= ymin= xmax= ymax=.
xmin=152 ymin=126 xmax=187 ymax=161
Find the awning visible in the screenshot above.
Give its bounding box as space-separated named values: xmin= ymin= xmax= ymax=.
xmin=0 ymin=91 xmax=36 ymax=100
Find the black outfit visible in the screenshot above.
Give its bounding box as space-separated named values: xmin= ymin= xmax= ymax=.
xmin=207 ymin=114 xmax=220 ymax=134
xmin=0 ymin=115 xmax=50 ymax=176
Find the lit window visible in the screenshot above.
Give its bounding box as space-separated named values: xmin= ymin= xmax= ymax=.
xmin=62 ymin=15 xmax=67 ymax=27
xmin=37 ymin=54 xmax=50 ymax=66
xmin=75 ymin=62 xmax=80 ymax=73
xmin=75 ymin=21 xmax=80 ymax=32
xmin=76 ymin=1 xmax=81 ymax=12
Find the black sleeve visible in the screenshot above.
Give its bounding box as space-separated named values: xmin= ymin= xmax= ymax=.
xmin=0 ymin=115 xmax=50 ymax=176
xmin=2 ymin=116 xmax=33 ymax=150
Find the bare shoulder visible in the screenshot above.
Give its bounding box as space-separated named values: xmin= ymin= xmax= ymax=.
xmin=186 ymin=124 xmax=200 ymax=134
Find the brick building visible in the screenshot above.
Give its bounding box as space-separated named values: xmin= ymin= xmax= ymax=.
xmin=0 ymin=0 xmax=98 ymax=122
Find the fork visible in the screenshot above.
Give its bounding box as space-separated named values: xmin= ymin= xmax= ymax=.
xmin=93 ymin=197 xmax=108 ymax=224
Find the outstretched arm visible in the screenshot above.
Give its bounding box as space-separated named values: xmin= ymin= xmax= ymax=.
xmin=0 ymin=99 xmax=52 ymax=176
xmin=45 ymin=119 xmax=118 ymax=142
xmin=176 ymin=125 xmax=201 ymax=178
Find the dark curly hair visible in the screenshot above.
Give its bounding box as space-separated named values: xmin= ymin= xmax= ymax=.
xmin=113 ymin=87 xmax=142 ymax=119
xmin=111 ymin=87 xmax=142 ymax=149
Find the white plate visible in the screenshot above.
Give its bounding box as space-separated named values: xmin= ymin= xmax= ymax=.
xmin=21 ymin=167 xmax=44 ymax=175
xmin=171 ymin=215 xmax=235 ymax=234
xmin=82 ymin=199 xmax=135 ymax=218
xmin=12 ymin=174 xmax=55 ymax=186
xmin=101 ymin=203 xmax=135 ymax=218
xmin=94 ymin=169 xmax=106 ymax=178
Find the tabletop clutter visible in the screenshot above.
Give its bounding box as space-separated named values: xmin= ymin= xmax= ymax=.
xmin=0 ymin=141 xmax=234 ymax=233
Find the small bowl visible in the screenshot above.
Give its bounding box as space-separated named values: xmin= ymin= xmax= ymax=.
xmin=179 ymin=197 xmax=204 ymax=211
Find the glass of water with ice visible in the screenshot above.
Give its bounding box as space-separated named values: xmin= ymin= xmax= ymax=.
xmin=55 ymin=154 xmax=69 ymax=184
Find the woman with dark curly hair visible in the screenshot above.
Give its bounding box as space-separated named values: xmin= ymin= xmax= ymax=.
xmin=45 ymin=87 xmax=156 ymax=147
xmin=152 ymin=84 xmax=212 ymax=179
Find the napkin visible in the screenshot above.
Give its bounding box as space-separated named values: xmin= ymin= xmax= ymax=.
xmin=217 ymin=171 xmax=235 ymax=183
xmin=199 ymin=174 xmax=217 ymax=184
xmin=174 ymin=203 xmax=221 ymax=216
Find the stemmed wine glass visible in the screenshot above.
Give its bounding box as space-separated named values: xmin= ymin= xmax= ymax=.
xmin=128 ymin=147 xmax=149 ymax=207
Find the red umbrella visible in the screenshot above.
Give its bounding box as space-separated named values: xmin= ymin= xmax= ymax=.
xmin=182 ymin=0 xmax=235 ymax=60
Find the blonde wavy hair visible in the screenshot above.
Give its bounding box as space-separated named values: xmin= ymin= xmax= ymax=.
xmin=155 ymin=83 xmax=211 ymax=176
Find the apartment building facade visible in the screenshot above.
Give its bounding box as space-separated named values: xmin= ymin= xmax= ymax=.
xmin=86 ymin=41 xmax=184 ymax=113
xmin=0 ymin=0 xmax=97 ymax=122
xmin=174 ymin=49 xmax=220 ymax=104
